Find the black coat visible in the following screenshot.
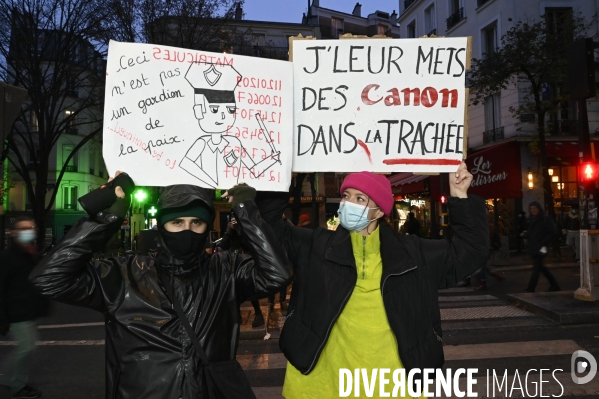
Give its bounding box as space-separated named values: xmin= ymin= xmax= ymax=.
xmin=0 ymin=243 xmax=45 ymax=325
xmin=262 ymin=195 xmax=489 ymax=375
xmin=526 ymin=202 xmax=556 ymax=256
xmin=30 ymin=186 xmax=292 ymax=399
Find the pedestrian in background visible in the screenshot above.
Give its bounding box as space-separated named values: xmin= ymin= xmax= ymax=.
xmin=0 ymin=216 xmax=46 ymax=399
xmin=406 ymin=211 xmax=421 ymax=237
xmin=516 ymin=210 xmax=527 ymax=253
xmin=524 ymin=201 xmax=561 ymax=293
xmin=256 ymin=163 xmax=489 ymax=398
xmin=563 ymin=208 xmax=581 ymax=261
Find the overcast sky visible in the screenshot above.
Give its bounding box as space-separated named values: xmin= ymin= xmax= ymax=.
xmin=243 ymin=0 xmax=400 ymax=23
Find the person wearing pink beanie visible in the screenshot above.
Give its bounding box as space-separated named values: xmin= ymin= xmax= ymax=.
xmin=255 ymin=162 xmax=490 ymax=398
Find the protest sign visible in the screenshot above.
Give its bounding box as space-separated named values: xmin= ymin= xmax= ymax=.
xmin=291 ymin=37 xmax=470 ymax=173
xmin=103 ymin=40 xmax=293 ymax=191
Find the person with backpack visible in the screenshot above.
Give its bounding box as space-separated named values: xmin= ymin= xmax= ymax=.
xmin=524 ymin=201 xmax=561 ymax=292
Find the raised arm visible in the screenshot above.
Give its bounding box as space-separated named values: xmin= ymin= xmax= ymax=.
xmin=29 ymin=174 xmax=131 ymax=312
xmin=420 ymin=162 xmax=490 ymax=288
xmin=222 ymin=184 xmax=293 ymax=301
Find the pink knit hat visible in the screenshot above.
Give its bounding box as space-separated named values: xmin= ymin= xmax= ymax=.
xmin=340 ymin=171 xmax=394 ymax=216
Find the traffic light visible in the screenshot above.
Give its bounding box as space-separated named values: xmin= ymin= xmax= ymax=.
xmin=580 ymin=162 xmax=598 ymax=182
xmin=568 ymin=38 xmax=599 ymax=100
xmin=440 ymin=195 xmax=447 ymax=204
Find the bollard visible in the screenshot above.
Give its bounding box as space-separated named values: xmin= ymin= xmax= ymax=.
xmin=574 ymin=229 xmax=599 ymax=301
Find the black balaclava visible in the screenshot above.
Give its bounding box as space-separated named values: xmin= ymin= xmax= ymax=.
xmin=159 ymin=200 xmax=212 ymax=263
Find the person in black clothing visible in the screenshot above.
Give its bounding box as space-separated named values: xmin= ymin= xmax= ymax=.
xmin=524 ymin=201 xmax=561 ymax=292
xmin=563 ymin=208 xmax=581 ymax=261
xmin=0 ymin=216 xmax=46 ymax=399
xmin=29 ymin=174 xmax=291 ymax=399
xmin=406 ymin=211 xmax=421 ymax=236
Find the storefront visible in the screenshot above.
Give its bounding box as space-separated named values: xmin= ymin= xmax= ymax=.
xmin=465 ymin=141 xmax=523 ymax=251
xmin=389 ymin=173 xmax=431 ymax=236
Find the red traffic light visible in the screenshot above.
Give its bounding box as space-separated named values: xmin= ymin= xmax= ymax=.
xmin=440 ymin=195 xmax=447 ymax=204
xmin=580 ymin=163 xmax=599 ymax=181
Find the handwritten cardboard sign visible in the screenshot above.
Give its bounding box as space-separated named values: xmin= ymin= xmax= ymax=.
xmin=103 ymin=40 xmax=293 ymax=191
xmin=291 ymin=37 xmax=469 ymax=173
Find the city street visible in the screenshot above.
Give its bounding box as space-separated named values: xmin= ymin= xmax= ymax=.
xmin=1 ymin=251 xmax=598 ymax=398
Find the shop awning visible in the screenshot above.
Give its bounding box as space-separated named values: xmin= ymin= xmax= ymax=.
xmin=466 ymin=141 xmax=523 ymax=199
xmin=545 ymin=142 xmax=580 ymax=158
xmin=389 ymin=173 xmax=428 ymax=195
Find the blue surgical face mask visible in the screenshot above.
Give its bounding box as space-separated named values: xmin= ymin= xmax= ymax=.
xmin=338 ymin=201 xmax=379 ymax=232
xmin=16 ymin=230 xmax=36 ymax=244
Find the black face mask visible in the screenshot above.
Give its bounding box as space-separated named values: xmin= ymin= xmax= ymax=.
xmin=162 ymin=230 xmax=209 ymax=262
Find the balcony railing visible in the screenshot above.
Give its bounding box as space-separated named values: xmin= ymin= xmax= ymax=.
xmin=446 ymin=7 xmax=465 ymax=30
xmin=65 ymin=165 xmax=78 ymax=172
xmin=404 ymin=0 xmax=417 ymax=11
xmin=320 ymin=25 xmax=345 ymax=39
xmin=427 ymin=28 xmax=437 ymax=36
xmin=483 ymin=127 xmax=504 ymax=144
xmin=549 ymin=119 xmax=578 ymax=136
xmin=477 ymin=0 xmax=492 ymax=7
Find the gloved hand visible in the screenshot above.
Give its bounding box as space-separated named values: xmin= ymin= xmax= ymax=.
xmin=539 ymin=246 xmax=548 ymax=255
xmin=226 ymin=183 xmax=256 ymax=208
xmin=0 ymin=324 xmax=9 ymax=336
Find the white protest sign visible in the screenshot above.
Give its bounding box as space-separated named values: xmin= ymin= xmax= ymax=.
xmin=292 ymin=37 xmax=469 ymax=173
xmin=103 ymin=40 xmax=293 ymax=191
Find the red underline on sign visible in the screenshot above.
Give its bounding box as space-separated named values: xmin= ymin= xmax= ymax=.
xmin=383 ymin=159 xmax=462 ymax=166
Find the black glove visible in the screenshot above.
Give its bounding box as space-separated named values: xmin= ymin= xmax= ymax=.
xmin=228 ymin=183 xmax=256 ymax=208
xmin=105 ymin=196 xmax=130 ymax=219
xmin=0 ymin=324 xmax=9 ymax=336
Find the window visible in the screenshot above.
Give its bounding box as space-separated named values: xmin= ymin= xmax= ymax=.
xmin=63 ymin=145 xmax=78 ymax=172
xmin=65 ymin=110 xmax=77 ymax=134
xmin=446 ymin=0 xmax=464 ymax=30
xmin=331 ymin=17 xmax=344 ymax=37
xmin=63 ymin=186 xmax=78 ymax=210
xmin=483 ymin=93 xmax=502 ymax=143
xmin=545 ymin=7 xmax=573 ymax=40
xmin=66 ymin=74 xmax=79 ymax=98
xmin=252 ymin=34 xmax=265 ymax=46
xmin=407 ymin=21 xmax=416 ymax=38
xmin=377 ymin=25 xmax=387 ymax=36
xmin=29 ymin=110 xmax=38 ymax=131
xmin=89 ymin=151 xmax=96 ymax=175
xmin=482 ymin=22 xmax=497 ymax=58
xmin=424 ymin=5 xmax=436 ymax=36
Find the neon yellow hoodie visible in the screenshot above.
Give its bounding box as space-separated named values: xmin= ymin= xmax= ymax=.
xmin=283 ymin=226 xmax=422 ymax=398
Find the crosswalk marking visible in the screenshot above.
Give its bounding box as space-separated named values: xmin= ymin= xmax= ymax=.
xmin=441 ymin=305 xmax=533 ymax=320
xmin=38 ymin=322 xmax=104 ymax=329
xmin=237 ymin=340 xmax=581 ymax=370
xmin=438 ymin=295 xmax=497 ymax=302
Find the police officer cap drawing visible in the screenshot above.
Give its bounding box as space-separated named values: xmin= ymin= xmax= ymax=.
xmin=185 ymin=63 xmax=241 ymax=134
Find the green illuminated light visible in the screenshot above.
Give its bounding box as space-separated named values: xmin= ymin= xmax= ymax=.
xmin=148 ymin=206 xmax=157 ymax=217
xmin=134 ymin=189 xmax=147 ymax=202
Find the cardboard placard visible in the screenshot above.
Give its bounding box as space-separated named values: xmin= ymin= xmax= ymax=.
xmin=103 ymin=41 xmax=293 ymax=191
xmin=291 ymin=37 xmax=470 ymax=173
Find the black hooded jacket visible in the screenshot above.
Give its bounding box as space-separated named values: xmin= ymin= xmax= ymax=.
xmin=526 ymin=201 xmax=556 ymax=256
xmin=256 ymin=192 xmax=490 ymax=376
xmin=29 ymin=185 xmax=292 ymax=399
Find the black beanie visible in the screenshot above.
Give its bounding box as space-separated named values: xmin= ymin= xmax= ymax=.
xmin=158 ymin=201 xmax=212 ymax=226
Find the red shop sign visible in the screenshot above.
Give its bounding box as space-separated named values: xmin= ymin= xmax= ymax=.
xmin=466 ymin=141 xmax=522 ymax=199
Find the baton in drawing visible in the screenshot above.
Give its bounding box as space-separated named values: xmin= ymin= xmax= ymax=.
xmin=255 ymin=114 xmax=282 ymax=165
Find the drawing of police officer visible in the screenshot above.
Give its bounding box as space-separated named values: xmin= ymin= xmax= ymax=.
xmin=180 ymin=62 xmax=280 ymax=188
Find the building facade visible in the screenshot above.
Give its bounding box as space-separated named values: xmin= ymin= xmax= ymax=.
xmin=394 ymin=0 xmax=599 ymax=243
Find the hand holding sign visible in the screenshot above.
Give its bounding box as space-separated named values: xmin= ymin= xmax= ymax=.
xmin=449 ymin=162 xmax=472 ymax=199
